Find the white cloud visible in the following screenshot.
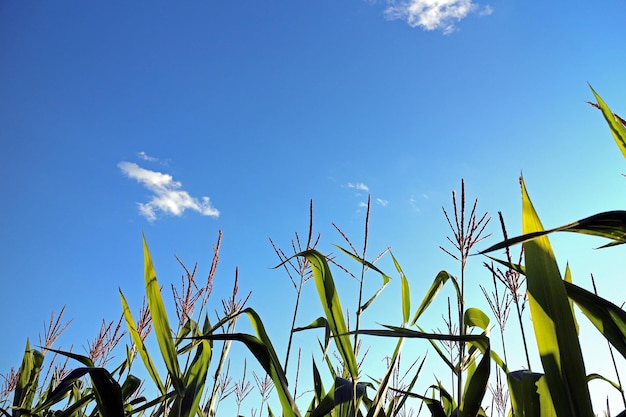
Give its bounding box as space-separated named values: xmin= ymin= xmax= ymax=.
xmin=384 ymin=0 xmax=492 ymax=34
xmin=118 ymin=161 xmax=219 ymax=221
xmin=347 ymin=182 xmax=370 ymax=192
xmin=137 ymin=151 xmax=158 ymax=162
xmin=376 ymin=198 xmax=388 ymax=207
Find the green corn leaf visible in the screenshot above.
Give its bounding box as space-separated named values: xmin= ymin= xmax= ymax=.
xmin=393 ymin=355 xmax=427 ymax=414
xmin=121 ymin=374 xmax=142 ymax=401
xmin=564 ymin=280 xmax=626 ymax=359
xmin=14 ymin=340 xmax=44 ymax=413
xmin=142 ymin=235 xmax=182 ymax=394
xmin=410 ymin=271 xmax=456 ymax=326
xmin=297 ymin=249 xmax=359 ymax=379
xmin=590 ymin=84 xmax=626 ymax=159
xmin=401 ymin=276 xmax=411 ymax=326
xmin=464 ymin=307 xmax=490 ymax=332
xmin=563 ymin=264 xmax=580 ymax=336
xmin=180 ymin=315 xmax=212 ymax=417
xmin=587 ymin=373 xmax=624 ymax=393
xmin=49 ymin=394 xmax=94 ymax=417
xmin=479 ymin=210 xmax=626 ymax=254
xmin=308 ymin=389 xmax=336 ymax=417
xmin=312 ymin=358 xmax=325 ymax=404
xmin=390 ymin=251 xmax=411 ymax=324
xmin=334 ymin=245 xmax=392 ymax=284
xmin=194 ymin=307 xmax=300 ymax=417
xmin=36 ymin=367 xmax=124 ymax=417
xmin=119 ymin=289 xmax=165 ymax=394
xmin=459 ymin=337 xmax=490 ymax=417
xmin=42 ymin=347 xmax=94 ymax=367
xmin=507 ymin=370 xmax=556 ymax=417
xmin=520 ymin=176 xmax=593 ymax=416
xmin=13 ymin=340 xmax=36 ymax=411
xmin=365 ymin=338 xmax=405 ymax=417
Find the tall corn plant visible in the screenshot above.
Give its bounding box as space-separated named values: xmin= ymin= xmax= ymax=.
xmin=480 ymin=86 xmax=626 ymax=416
xmin=118 ymin=235 xmax=220 ymax=417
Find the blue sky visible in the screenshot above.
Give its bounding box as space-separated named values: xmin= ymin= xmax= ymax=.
xmin=2 ymin=0 xmax=626 ymax=414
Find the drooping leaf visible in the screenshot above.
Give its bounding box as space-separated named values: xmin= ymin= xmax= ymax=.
xmin=195 ymin=308 xmax=300 ymax=417
xmin=410 ymin=271 xmax=457 ymax=326
xmin=480 ymin=210 xmax=626 ymax=254
xmin=520 ymin=176 xmax=593 ymax=416
xmin=564 ymin=280 xmax=626 ymax=360
xmin=37 ymin=368 xmax=124 ymax=417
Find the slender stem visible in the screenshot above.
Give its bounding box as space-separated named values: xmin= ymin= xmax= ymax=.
xmin=592 ymin=275 xmax=626 ymax=408
xmin=353 ymin=195 xmax=371 ymax=358
xmin=513 ymin=298 xmax=532 ymax=371
xmin=284 ymin=276 xmax=304 ymax=374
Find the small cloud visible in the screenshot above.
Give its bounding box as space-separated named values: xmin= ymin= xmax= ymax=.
xmin=118 ymin=161 xmax=219 ymax=221
xmin=409 ymin=195 xmax=420 ymax=212
xmin=347 ymin=182 xmax=370 ymax=192
xmin=137 ymin=151 xmax=158 ymax=162
xmin=384 ymin=0 xmax=492 ymax=34
xmin=358 ymin=201 xmax=368 ymax=208
xmin=376 ymin=198 xmax=388 ymax=207
xmin=479 ymin=4 xmax=493 ymax=15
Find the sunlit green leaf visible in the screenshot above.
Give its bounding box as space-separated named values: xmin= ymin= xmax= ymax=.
xmin=590 ymin=84 xmax=626 ymax=159
xmin=297 ymin=249 xmax=359 ymax=379
xmin=520 ymin=177 xmax=593 ymax=416
xmin=120 ymin=289 xmax=165 ymax=394
xmin=410 ymin=271 xmax=456 ymax=326
xmin=143 ymin=235 xmax=182 ymax=394
xmin=564 ymin=280 xmax=626 ymax=360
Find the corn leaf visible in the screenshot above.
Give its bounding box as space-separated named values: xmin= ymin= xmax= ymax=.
xmin=36 ymin=367 xmax=124 ymax=417
xmin=13 ymin=340 xmax=43 ymax=412
xmin=507 ymin=371 xmax=556 ymax=417
xmin=143 ymin=235 xmax=182 ymax=394
xmin=120 ymin=289 xmax=165 ymax=394
xmin=459 ymin=337 xmax=490 ymax=417
xmin=390 ymin=251 xmax=411 ymax=324
xmin=365 ymin=338 xmax=405 ymax=417
xmin=564 ymin=280 xmax=626 ymax=359
xmin=410 ymin=271 xmax=456 ymax=326
xmin=590 ymin=84 xmax=626 ymax=159
xmin=520 ymin=176 xmax=593 ymax=416
xmin=480 ymin=210 xmax=626 ymax=254
xmin=195 ymin=308 xmax=300 ymax=417
xmin=297 ymin=249 xmax=359 ymax=379
xmin=563 ymin=264 xmax=579 ymax=335
xmin=179 ymin=315 xmax=212 ymax=417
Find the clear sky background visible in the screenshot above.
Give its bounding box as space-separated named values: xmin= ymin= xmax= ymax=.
xmin=2 ymin=1 xmax=626 ymax=415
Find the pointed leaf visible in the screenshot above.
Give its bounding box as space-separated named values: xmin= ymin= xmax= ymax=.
xmin=120 ymin=289 xmax=165 ymax=394
xmin=520 ymin=177 xmax=593 ymax=416
xmin=564 ymin=280 xmax=626 ymax=359
xmin=410 ymin=271 xmax=456 ymax=326
xmin=297 ymin=249 xmax=359 ymax=379
xmin=143 ymin=235 xmax=182 ymax=393
xmin=590 ymin=84 xmax=626 ymax=159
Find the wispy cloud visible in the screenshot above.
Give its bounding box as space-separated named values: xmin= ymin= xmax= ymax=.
xmin=347 ymin=182 xmax=370 ymax=192
xmin=384 ymin=0 xmax=493 ymax=34
xmin=118 ymin=161 xmax=219 ymax=222
xmin=137 ymin=151 xmax=158 ymax=162
xmin=376 ymin=198 xmax=388 ymax=207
